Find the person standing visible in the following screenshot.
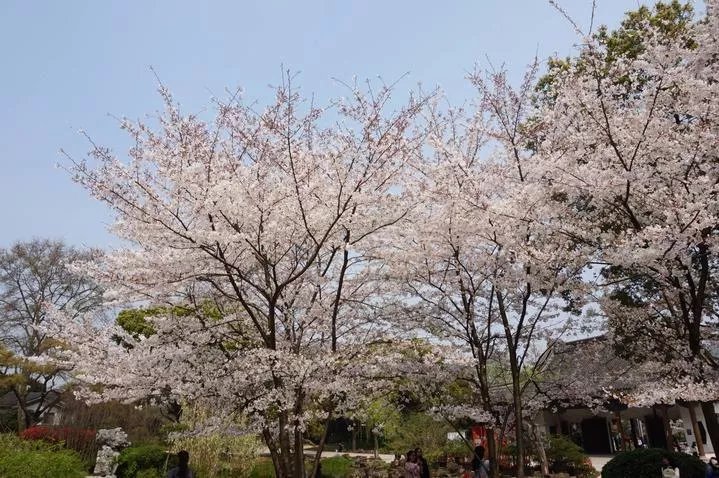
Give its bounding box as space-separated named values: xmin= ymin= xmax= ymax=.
xmin=706 ymin=457 xmax=719 ymax=478
xmin=471 ymin=446 xmax=490 ymax=478
xmin=168 ymin=450 xmax=194 ymax=478
xmin=415 ymin=448 xmax=430 ymax=478
xmin=405 ymin=450 xmax=421 ymax=478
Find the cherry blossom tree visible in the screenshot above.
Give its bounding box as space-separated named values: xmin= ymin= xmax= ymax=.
xmin=392 ymin=63 xmax=589 ymax=477
xmin=54 ymin=74 xmax=428 ymax=478
xmin=534 ymin=0 xmax=719 ymax=451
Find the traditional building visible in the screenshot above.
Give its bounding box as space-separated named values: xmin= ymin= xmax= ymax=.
xmin=535 ymin=335 xmax=718 ymax=457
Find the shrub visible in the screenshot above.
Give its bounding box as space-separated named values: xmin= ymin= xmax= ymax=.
xmin=116 ymin=444 xmax=170 ymax=478
xmin=440 ymin=438 xmax=472 ymax=462
xmin=0 ymin=433 xmax=87 ymax=478
xmin=21 ymin=425 xmax=98 ymax=464
xmin=21 ymin=426 xmax=96 ymax=445
xmin=321 ymin=456 xmax=354 ymax=478
xmin=601 ymin=448 xmax=705 ymax=478
xmin=546 ymin=435 xmax=596 ymax=478
xmin=384 ymin=413 xmax=452 ymax=462
xmin=136 ymin=469 xmax=163 ymax=478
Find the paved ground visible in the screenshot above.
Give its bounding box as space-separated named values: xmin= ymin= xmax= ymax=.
xmin=320 ymin=450 xmax=395 ymax=463
xmin=271 ymin=450 xmax=615 ymax=470
xmin=588 ymin=455 xmax=612 ymax=472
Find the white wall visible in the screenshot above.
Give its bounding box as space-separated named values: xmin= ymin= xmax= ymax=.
xmin=678 ymin=404 xmax=715 ymax=455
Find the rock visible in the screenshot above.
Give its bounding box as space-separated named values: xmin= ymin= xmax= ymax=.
xmin=92 ymin=428 xmax=131 ymax=477
xmin=96 ymin=428 xmax=130 ymax=449
xmin=93 ymin=446 xmax=120 ymax=477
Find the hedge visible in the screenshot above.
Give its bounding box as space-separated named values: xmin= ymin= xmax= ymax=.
xmin=116 ymin=444 xmax=172 ymax=478
xmin=601 ymin=448 xmax=705 ymax=478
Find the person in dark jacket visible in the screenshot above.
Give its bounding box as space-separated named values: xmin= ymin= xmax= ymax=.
xmin=415 ymin=448 xmax=430 ymax=478
xmin=168 ymin=450 xmax=194 ymax=478
xmin=707 ymin=457 xmax=719 ymax=478
xmin=471 ymin=446 xmax=489 ymax=478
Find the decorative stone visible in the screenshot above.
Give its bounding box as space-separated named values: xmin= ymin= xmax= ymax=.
xmin=93 ymin=446 xmax=120 ymax=477
xmin=92 ymin=428 xmax=130 ymax=477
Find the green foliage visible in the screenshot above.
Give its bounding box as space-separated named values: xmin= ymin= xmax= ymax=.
xmin=595 ymin=0 xmax=695 ymax=63
xmin=546 ymin=435 xmax=596 ymax=478
xmin=384 ymin=413 xmax=452 ymax=462
xmin=136 ymin=469 xmax=163 ymax=478
xmin=116 ymin=444 xmax=169 ymax=478
xmin=250 ymin=458 xmax=276 ymax=478
xmin=0 ymin=433 xmax=87 ymax=478
xmin=535 ymin=1 xmax=695 ymax=107
xmin=115 ymin=303 xmax=231 ymax=350
xmin=319 ymin=456 xmax=354 ymax=478
xmin=249 ymin=456 xmax=355 ymax=478
xmin=364 ymin=396 xmax=402 ymax=449
xmin=116 ymin=302 xmax=225 ymax=341
xmin=441 ymin=438 xmax=472 ymax=460
xmin=601 ymin=448 xmax=705 ymax=478
xmin=115 ymin=309 xmax=158 ymax=339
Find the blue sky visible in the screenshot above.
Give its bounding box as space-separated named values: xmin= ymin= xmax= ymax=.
xmin=0 ymin=0 xmax=645 ymax=249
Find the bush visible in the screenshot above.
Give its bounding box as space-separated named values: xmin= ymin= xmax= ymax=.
xmin=601 ymin=448 xmax=705 ymax=478
xmin=321 ymin=456 xmax=354 ymax=478
xmin=0 ymin=433 xmax=87 ymax=478
xmin=441 ymin=438 xmax=472 ymax=462
xmin=116 ymin=444 xmax=170 ymax=478
xmin=384 ymin=413 xmax=452 ymax=462
xmin=21 ymin=425 xmax=98 ymax=468
xmin=21 ymin=425 xmax=96 ymax=445
xmin=546 ymin=435 xmax=596 ymax=478
xmin=136 ymin=469 xmax=163 ymax=478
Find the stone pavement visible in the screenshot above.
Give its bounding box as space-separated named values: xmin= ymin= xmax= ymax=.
xmin=588 ymin=455 xmax=612 ymax=472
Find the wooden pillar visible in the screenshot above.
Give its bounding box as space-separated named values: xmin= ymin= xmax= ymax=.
xmin=629 ymin=418 xmax=639 ymax=448
xmin=688 ymin=402 xmax=706 ymax=456
xmin=555 ymin=410 xmax=562 ymax=436
xmin=615 ymin=410 xmax=628 ymax=451
xmin=660 ymin=405 xmax=673 ymax=451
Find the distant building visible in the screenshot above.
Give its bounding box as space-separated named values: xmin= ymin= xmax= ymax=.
xmin=535 ymin=335 xmax=718 ymax=457
xmin=0 ymin=390 xmax=63 ymax=429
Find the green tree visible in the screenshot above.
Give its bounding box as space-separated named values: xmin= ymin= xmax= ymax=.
xmin=535 ymin=1 xmax=695 ymax=107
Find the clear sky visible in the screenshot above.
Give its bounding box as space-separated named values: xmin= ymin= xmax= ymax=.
xmin=0 ymin=0 xmax=647 ymax=249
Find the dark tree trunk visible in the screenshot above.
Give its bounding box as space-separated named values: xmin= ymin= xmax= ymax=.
xmin=487 ymin=429 xmax=500 ymax=478
xmin=309 ymin=412 xmax=332 ymax=478
xmin=511 ymin=379 xmax=525 ymax=478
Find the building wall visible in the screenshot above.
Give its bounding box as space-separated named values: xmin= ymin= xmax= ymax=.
xmin=678 ymin=404 xmax=715 ymax=454
xmin=535 ymin=406 xmax=689 ymax=455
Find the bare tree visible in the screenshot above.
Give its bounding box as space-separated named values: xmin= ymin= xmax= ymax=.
xmin=0 ymin=239 xmax=101 ymax=430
